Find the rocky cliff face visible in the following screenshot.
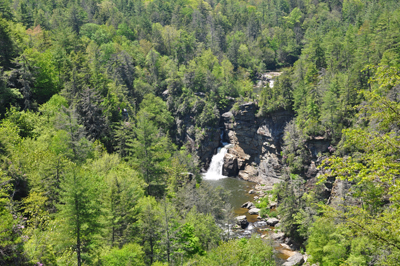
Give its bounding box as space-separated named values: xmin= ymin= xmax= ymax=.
xmin=221 ymin=103 xmax=294 ymax=185
xmin=191 ymin=102 xmax=330 ymax=184
xmin=184 ymin=125 xmax=220 ymax=171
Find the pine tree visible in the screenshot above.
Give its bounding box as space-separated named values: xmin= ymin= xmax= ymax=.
xmin=57 ymin=166 xmax=103 ymax=266
xmin=127 ymin=111 xmax=171 ymax=196
xmin=76 ymin=88 xmax=109 ymax=141
xmin=8 ymin=55 xmax=37 ymax=110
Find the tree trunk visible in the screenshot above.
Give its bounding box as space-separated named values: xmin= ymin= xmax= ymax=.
xmin=76 ymin=195 xmax=81 ymax=266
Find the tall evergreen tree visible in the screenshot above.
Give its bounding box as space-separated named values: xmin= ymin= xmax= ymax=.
xmin=127 ymin=110 xmax=171 ymax=196
xmin=57 ymin=166 xmax=103 ymax=266
xmin=76 ymin=88 xmax=109 ymax=141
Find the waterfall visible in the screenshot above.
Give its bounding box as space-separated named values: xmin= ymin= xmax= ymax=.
xmin=269 ymin=79 xmax=275 ymax=88
xmin=203 ymin=143 xmax=233 ymax=180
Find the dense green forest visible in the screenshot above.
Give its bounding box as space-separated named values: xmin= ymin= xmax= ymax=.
xmin=1 ymin=0 xmax=400 ymax=265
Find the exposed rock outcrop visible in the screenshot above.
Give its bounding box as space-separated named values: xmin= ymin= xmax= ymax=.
xmin=266 ymin=218 xmax=280 ymax=226
xmin=271 ymin=232 xmax=285 ymax=241
xmin=238 ymin=165 xmax=259 ymax=182
xmin=222 ymin=103 xmax=293 ymax=184
xmin=223 ymin=153 xmax=238 ymax=176
xmin=197 ymin=128 xmax=220 ymax=170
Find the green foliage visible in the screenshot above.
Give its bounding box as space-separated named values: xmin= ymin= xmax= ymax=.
xmin=127 ymin=110 xmax=172 ymax=196
xmin=100 ymin=243 xmax=146 ymax=266
xmin=56 ymin=166 xmax=104 ymax=265
xmin=1 ymin=0 xmax=400 ymax=265
xmin=185 ymin=235 xmax=275 ymax=266
xmin=256 ymin=196 xmax=270 ymax=209
xmin=0 ymin=170 xmax=25 ymax=265
xmin=24 ymin=48 xmax=60 ymax=104
xmin=138 ymin=94 xmax=173 ymax=133
xmin=176 ymin=223 xmax=205 ymax=257
xmin=307 ymin=217 xmax=350 ymax=266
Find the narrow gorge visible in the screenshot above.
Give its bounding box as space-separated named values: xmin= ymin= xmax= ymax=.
xmin=197 ymin=96 xmax=334 ymax=265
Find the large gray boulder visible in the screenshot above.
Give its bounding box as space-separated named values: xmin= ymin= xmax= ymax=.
xmin=223 ymin=153 xmax=238 ymax=176
xmin=282 ymin=252 xmax=304 ymax=266
xmin=241 ymin=201 xmax=255 ymax=209
xmin=267 ymin=218 xmax=280 ymax=226
xmin=270 ymin=232 xmax=285 ymax=241
xmin=248 ymin=208 xmax=261 ymax=215
xmin=236 ymin=215 xmax=249 ymax=229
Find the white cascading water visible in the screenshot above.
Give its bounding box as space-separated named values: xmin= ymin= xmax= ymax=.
xmin=203 ymin=131 xmax=233 ymax=180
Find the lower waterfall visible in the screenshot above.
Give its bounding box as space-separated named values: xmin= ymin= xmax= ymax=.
xmin=203 ymin=143 xmax=233 ymax=180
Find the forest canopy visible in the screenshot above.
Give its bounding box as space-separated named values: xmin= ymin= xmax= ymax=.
xmin=1 ymin=0 xmax=400 ymax=265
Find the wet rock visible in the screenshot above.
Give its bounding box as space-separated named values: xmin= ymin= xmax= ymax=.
xmin=223 ymin=153 xmax=238 ymax=176
xmin=241 ymin=201 xmax=255 ymax=209
xmin=248 ymin=189 xmax=255 ymax=194
xmin=282 ymin=252 xmax=304 ymax=266
xmin=248 ymin=208 xmax=260 ymax=215
xmin=267 ymin=218 xmax=280 ymax=226
xmin=236 ymin=215 xmax=249 ymax=229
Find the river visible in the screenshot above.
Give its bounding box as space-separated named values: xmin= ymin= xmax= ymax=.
xmin=202 ymin=142 xmax=292 ymax=265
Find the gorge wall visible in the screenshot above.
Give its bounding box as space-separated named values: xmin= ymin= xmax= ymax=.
xmin=190 ymin=102 xmax=332 ymax=186
xmin=221 ymin=103 xmax=293 ymax=185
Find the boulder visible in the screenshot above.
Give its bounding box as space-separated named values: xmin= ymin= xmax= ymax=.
xmin=271 ymin=232 xmax=285 ymax=241
xmin=248 ymin=189 xmax=255 ymax=194
xmin=282 ymin=252 xmax=304 ymax=266
xmin=267 ymin=218 xmax=280 ymax=226
xmin=268 ymin=201 xmax=277 ymax=209
xmin=238 ymin=165 xmax=259 ymax=182
xmin=236 ymin=215 xmax=249 ymax=229
xmin=162 ymin=90 xmax=169 ymax=100
xmin=241 ymin=201 xmax=255 ymax=209
xmin=223 ymin=153 xmax=238 ymax=176
xmin=248 ymin=208 xmax=261 ymax=215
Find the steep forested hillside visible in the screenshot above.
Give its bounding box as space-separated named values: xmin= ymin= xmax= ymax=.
xmin=1 ymin=0 xmax=400 ymax=265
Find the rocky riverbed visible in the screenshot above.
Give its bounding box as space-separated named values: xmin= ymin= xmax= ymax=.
xmin=205 ymin=176 xmax=308 ymax=266
xmin=237 ymin=184 xmax=306 ymax=266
